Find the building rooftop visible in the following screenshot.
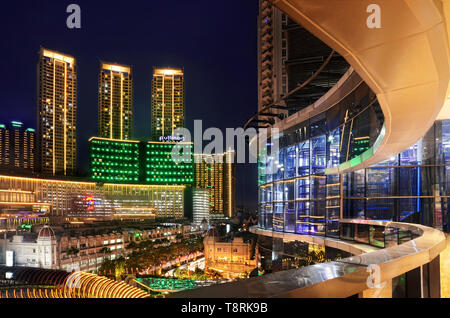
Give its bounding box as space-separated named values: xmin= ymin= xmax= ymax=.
xmin=38 ymin=225 xmax=55 ymax=240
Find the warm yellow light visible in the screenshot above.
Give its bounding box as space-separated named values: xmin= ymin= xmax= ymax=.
xmin=101 ymin=63 xmax=131 ymax=73
xmin=0 ymin=189 xmax=33 ymax=194
xmin=42 ymin=49 xmax=74 ymax=66
xmin=103 ymin=183 xmax=185 ymax=190
xmin=0 ymin=174 xmax=185 ymax=189
xmin=89 ymin=136 xmax=140 ymax=143
xmin=154 ymin=68 xmax=183 ymax=76
xmin=0 ymin=202 xmax=50 ymax=206
xmin=114 ymin=213 xmax=156 ymax=217
xmin=0 ymin=175 xmax=96 ymax=186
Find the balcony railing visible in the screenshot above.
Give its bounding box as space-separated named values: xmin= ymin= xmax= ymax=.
xmin=171 ymin=219 xmax=446 ymax=298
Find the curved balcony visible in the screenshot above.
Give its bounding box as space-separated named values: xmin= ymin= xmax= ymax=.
xmin=171 ymin=219 xmax=446 ymax=298
xmin=251 ymin=67 xmax=383 ymax=178
xmin=269 ymin=0 xmax=450 ymax=173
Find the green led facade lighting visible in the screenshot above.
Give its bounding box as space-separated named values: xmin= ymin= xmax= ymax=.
xmin=145 ymin=142 xmax=194 ymax=185
xmin=89 ymin=138 xmax=140 ymax=183
xmin=135 ymin=277 xmax=197 ymax=292
xmin=89 ymin=138 xmax=194 ymax=185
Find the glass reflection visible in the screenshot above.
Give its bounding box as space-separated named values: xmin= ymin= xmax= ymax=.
xmin=297 ymin=141 xmax=310 ymax=176
xmin=258 ymin=119 xmax=450 ymax=235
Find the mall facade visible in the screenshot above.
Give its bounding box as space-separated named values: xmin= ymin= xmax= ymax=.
xmin=173 ymin=0 xmax=450 ymax=299
xmin=255 ymin=1 xmax=450 ymax=237
xmin=0 ymin=174 xmax=185 ymax=221
xmin=257 ymin=76 xmax=450 ymax=236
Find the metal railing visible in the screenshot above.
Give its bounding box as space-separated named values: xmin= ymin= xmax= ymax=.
xmin=171 ymin=219 xmax=446 ymax=298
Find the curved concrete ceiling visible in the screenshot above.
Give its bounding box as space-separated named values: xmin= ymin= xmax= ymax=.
xmin=271 ymin=0 xmax=450 ymax=172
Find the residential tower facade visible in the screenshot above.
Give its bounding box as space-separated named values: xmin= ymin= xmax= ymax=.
xmin=98 ymin=63 xmax=133 ymax=140
xmin=36 ymin=48 xmax=77 ymax=176
xmin=151 ymin=67 xmax=185 ymax=141
xmin=194 ymin=150 xmax=236 ymax=218
xmin=0 ymin=121 xmax=35 ymax=173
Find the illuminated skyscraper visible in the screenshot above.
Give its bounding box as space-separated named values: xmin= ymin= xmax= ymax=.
xmin=0 ymin=121 xmax=35 ymax=173
xmin=98 ymin=63 xmax=133 ymax=140
xmin=194 ymin=150 xmax=235 ymax=218
xmin=37 ymin=48 xmax=77 ymax=176
xmin=257 ymin=0 xmax=347 ymax=118
xmin=0 ymin=123 xmax=9 ymax=168
xmin=151 ymin=67 xmax=185 ymax=141
xmin=258 ymin=0 xmax=288 ymax=112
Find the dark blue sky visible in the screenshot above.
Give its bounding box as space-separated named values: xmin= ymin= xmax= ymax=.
xmin=0 ymin=0 xmax=259 ymax=209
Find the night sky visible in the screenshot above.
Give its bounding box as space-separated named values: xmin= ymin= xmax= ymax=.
xmin=0 ymin=0 xmax=259 ymax=210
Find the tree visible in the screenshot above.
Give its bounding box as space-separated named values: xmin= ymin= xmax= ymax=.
xmin=114 ymin=256 xmax=127 ymax=280
xmin=66 ymin=247 xmax=79 ymax=257
xmin=126 ymin=241 xmax=138 ymax=250
xmin=98 ymin=258 xmax=115 ymax=277
xmin=206 ymin=269 xmax=223 ymax=279
xmin=99 ymin=247 xmax=111 ymax=254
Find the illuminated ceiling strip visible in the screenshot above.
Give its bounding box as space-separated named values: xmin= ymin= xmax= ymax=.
xmin=108 ymin=281 xmax=123 ymax=298
xmin=88 ymin=275 xmax=104 ymax=297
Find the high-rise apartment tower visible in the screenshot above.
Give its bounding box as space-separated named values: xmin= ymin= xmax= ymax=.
xmin=151 ymin=67 xmax=185 ymax=141
xmin=258 ymin=0 xmax=288 ymax=113
xmin=37 ymin=48 xmax=77 ymax=176
xmin=0 ymin=121 xmax=35 ymax=173
xmin=98 ymin=63 xmax=133 ymax=140
xmin=194 ymin=150 xmax=235 ymax=218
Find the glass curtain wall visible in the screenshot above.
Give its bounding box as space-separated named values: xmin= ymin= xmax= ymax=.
xmin=258 ymin=119 xmax=450 ymax=235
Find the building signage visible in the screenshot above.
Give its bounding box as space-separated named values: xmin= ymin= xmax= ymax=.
xmin=158 ymin=135 xmax=184 ymax=142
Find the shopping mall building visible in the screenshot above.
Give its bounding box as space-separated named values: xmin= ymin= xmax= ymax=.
xmin=0 ymin=174 xmax=185 ymax=222
xmin=173 ymin=0 xmax=450 ymax=298
xmin=251 ymin=0 xmax=450 ymax=236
